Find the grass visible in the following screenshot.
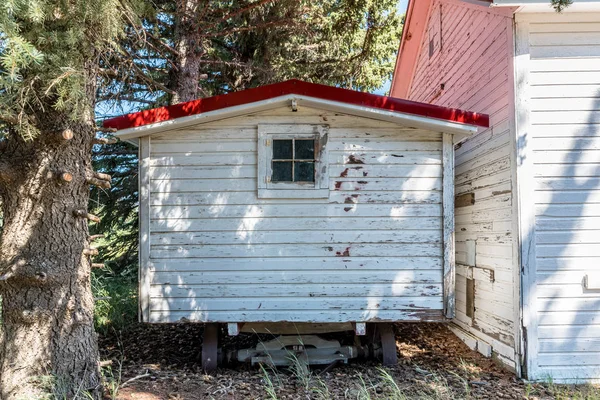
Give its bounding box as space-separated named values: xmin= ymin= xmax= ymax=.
xmin=92 ymin=269 xmax=137 ymax=336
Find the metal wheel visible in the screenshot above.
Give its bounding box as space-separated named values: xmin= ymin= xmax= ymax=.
xmin=202 ymin=323 xmax=219 ymax=373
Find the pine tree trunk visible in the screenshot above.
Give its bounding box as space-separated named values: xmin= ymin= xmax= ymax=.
xmin=171 ymin=0 xmax=204 ymax=104
xmin=0 ymin=120 xmax=101 ymax=399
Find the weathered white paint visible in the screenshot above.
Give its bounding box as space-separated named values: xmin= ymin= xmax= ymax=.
xmin=139 ymin=137 xmax=151 ymax=322
xmin=142 ymin=106 xmax=452 ymax=324
xmin=516 ymin=12 xmax=600 ymax=383
xmin=405 ymin=0 xmax=518 ymax=370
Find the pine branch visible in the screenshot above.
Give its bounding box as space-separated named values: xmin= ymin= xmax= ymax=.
xmin=201 ymin=0 xmax=276 ymax=33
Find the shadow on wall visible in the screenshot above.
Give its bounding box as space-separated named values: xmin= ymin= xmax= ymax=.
xmin=524 ymin=87 xmax=600 ymax=381
xmin=145 ymin=130 xmax=446 ymax=324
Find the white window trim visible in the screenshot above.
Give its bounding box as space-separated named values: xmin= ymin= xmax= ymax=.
xmin=258 ymin=124 xmax=329 ymax=199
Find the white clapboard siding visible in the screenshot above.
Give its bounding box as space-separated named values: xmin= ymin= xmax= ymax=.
xmin=145 ymin=104 xmax=446 ymax=325
xmin=406 ymin=0 xmax=517 ymax=369
xmin=526 ymin=12 xmax=600 ymax=382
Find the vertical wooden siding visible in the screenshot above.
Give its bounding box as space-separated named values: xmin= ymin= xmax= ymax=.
xmin=523 ymin=12 xmax=600 ymax=383
xmin=406 ymin=0 xmax=517 ymax=367
xmin=144 ymin=106 xmax=447 ymax=324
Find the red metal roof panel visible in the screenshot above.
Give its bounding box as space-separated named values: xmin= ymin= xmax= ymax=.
xmin=103 ymin=79 xmax=489 ymax=130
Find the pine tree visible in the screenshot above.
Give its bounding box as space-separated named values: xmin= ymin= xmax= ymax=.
xmin=92 ymin=0 xmax=404 ymax=275
xmin=0 ymin=1 xmax=137 ymax=398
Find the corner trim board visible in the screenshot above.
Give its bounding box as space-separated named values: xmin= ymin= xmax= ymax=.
xmin=513 ymin=15 xmax=538 ymax=380
xmin=442 ymin=132 xmax=456 ymax=318
xmin=139 ymin=136 xmax=151 ymax=322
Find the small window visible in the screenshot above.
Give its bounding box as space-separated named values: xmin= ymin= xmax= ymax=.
xmin=258 ymin=124 xmax=329 ymax=199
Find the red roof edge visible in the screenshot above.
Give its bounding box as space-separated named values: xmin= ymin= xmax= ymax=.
xmin=103 ymin=79 xmax=489 ymax=131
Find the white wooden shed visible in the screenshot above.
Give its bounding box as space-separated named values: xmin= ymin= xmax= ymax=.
xmin=103 ymin=80 xmax=488 ymax=368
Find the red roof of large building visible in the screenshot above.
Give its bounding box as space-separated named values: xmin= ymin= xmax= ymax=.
xmin=103 ymin=79 xmax=489 ymax=130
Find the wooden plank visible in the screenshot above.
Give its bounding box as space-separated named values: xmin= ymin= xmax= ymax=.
xmin=538 ymin=325 xmax=600 ymax=340
xmin=443 ymin=133 xmax=455 ymax=319
xmin=150 ymin=216 xmax=443 ymax=232
xmin=151 ymin=190 xmax=443 ymax=206
xmin=328 ymin=140 xmax=442 ymax=152
xmin=151 ymin=153 xmax=256 ymax=167
xmin=149 ymin=176 xmax=443 ymax=193
xmin=535 ymin=190 xmax=600 ymax=204
xmin=537 ymin=257 xmax=600 ymax=271
xmin=532 ymin=137 xmax=600 ymax=151
xmin=330 ymin=177 xmax=442 ymax=191
xmin=514 ymin=16 xmax=539 ymax=379
xmin=149 ymin=166 xmax=256 ymax=180
xmin=531 ymin=124 xmax=600 ymax=138
xmin=150 ymin=203 xmax=443 ymax=220
xmin=149 ymin=243 xmax=444 ymax=259
xmin=149 ymin=297 xmax=444 ymax=312
xmin=330 ymin=151 xmax=442 ymax=165
xmin=535 ymin=177 xmax=600 ymax=191
xmin=149 ymin=283 xmax=444 ymax=298
xmin=533 ymin=163 xmax=600 ymax=178
xmin=152 ymin=141 xmax=256 ymax=153
xmin=139 ymin=136 xmax=151 ymax=322
xmin=455 ymin=193 xmax=475 ymax=208
xmin=536 ymin=216 xmax=600 ymax=231
xmin=150 ymin=230 xmax=442 ymax=246
xmin=535 ymin=204 xmax=600 ymax=217
xmin=150 ymin=269 xmax=442 ymax=285
xmin=329 ymin=164 xmax=442 ymax=178
xmin=530 ymin=84 xmax=600 ymax=99
xmin=148 ymin=309 xmax=446 ymax=323
xmin=531 ymin=98 xmax=600 ymax=112
xmin=148 ymin=257 xmax=443 ymax=272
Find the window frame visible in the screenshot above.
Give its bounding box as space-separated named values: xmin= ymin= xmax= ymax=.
xmin=258 ymin=124 xmax=329 ymax=199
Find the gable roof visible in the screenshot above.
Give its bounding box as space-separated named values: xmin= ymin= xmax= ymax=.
xmin=104 ymin=79 xmax=489 ymax=140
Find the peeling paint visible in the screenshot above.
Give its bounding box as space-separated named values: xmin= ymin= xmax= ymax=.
xmin=334 ymin=181 xmax=342 ymax=190
xmin=344 ymin=207 xmax=353 ymax=212
xmin=347 ymin=155 xmax=365 ymax=164
xmin=335 ymin=247 xmax=351 ymax=257
xmin=357 ymin=181 xmax=368 ymax=184
xmin=340 ymin=168 xmax=349 ymax=178
xmin=391 ymin=154 xmax=404 ymax=158
xmin=492 ymin=189 xmax=511 ymax=196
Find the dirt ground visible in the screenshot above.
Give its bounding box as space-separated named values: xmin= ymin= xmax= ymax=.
xmin=99 ymin=323 xmax=598 ymax=400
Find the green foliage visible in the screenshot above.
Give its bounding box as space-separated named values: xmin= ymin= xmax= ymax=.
xmin=0 ymin=0 xmax=140 ymax=139
xmin=92 ymin=269 xmax=137 ymax=336
xmin=551 ymin=0 xmax=573 ymax=12
xmin=90 ymin=140 xmax=139 ymax=274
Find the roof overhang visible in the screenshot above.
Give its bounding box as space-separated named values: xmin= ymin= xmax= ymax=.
xmin=491 ymin=0 xmax=600 ymax=12
xmin=104 ymin=80 xmax=488 ymax=144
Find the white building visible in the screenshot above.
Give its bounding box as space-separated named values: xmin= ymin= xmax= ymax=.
xmin=391 ymin=0 xmax=600 ymax=383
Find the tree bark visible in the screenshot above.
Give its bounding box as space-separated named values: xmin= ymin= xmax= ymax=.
xmin=170 ymin=0 xmax=204 ymax=104
xmin=0 ymin=119 xmax=102 ymax=399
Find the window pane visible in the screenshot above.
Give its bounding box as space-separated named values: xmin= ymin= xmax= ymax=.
xmin=295 ymin=139 xmax=315 ymax=160
xmin=272 ymin=161 xmax=292 ymax=182
xmin=294 ymin=161 xmax=315 ymax=182
xmin=273 ymin=140 xmax=293 ymax=159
